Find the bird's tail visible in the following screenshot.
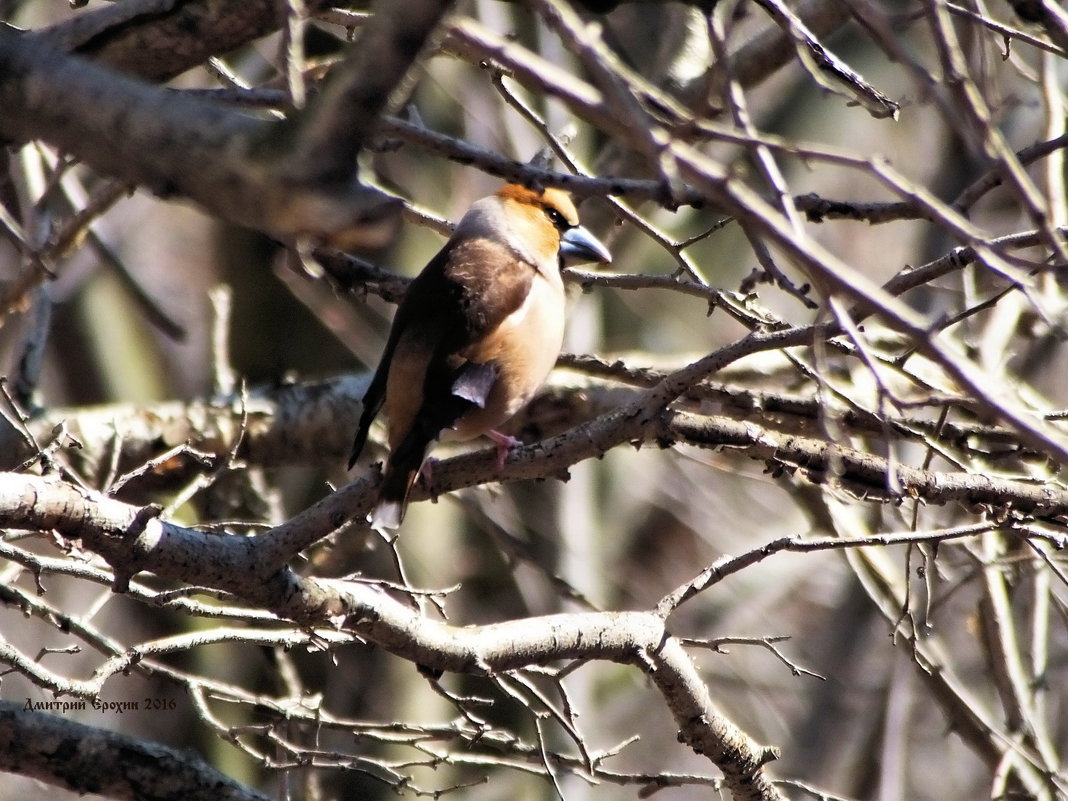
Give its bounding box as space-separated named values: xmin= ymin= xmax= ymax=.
xmin=368 ymin=361 xmax=497 ymax=530
xmin=368 ymin=428 xmax=432 ymax=531
xmin=369 ymin=463 xmax=420 ymax=530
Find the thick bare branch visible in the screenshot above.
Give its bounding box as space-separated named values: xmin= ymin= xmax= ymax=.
xmin=0 ymin=26 xmax=399 ymax=245
xmin=37 ymin=0 xmax=285 ymax=82
xmin=277 ymin=0 xmax=454 ymax=184
xmin=0 ymin=700 xmax=274 ymax=801
xmin=0 ymin=472 xmax=784 ymax=801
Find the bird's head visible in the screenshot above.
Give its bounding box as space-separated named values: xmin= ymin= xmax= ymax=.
xmin=459 ymin=184 xmax=611 ymax=275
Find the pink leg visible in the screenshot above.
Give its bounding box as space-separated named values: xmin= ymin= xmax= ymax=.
xmin=486 ymin=430 xmax=522 ymax=469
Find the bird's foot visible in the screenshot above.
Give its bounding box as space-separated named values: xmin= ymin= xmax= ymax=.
xmin=486 ymin=430 xmax=522 ymax=469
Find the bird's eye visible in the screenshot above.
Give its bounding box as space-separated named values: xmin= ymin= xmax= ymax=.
xmin=543 ymin=206 xmax=570 ymax=231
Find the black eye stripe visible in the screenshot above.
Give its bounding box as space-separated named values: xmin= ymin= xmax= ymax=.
xmin=543 ymin=206 xmax=570 ymax=231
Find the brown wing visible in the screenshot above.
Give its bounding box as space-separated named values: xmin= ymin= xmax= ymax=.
xmin=366 ymin=237 xmax=535 ymax=528
xmin=349 ymin=236 xmax=533 ymax=469
xmin=433 ymin=237 xmax=537 ymax=350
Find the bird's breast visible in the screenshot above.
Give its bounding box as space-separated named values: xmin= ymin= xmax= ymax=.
xmin=451 ymin=272 xmax=566 ymax=440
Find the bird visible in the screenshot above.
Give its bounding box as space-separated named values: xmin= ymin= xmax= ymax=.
xmin=349 ymin=183 xmax=612 ymax=530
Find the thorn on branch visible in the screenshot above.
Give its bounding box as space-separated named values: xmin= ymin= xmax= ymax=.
xmin=126 ymin=504 xmax=163 ymax=540
xmin=111 ymin=570 xmax=134 ymax=594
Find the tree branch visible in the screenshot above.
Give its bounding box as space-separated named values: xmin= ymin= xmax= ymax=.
xmin=0 ymin=700 xmax=274 ymax=801
xmin=0 ymin=23 xmax=399 ymax=246
xmin=276 ymin=0 xmax=453 ymax=184
xmin=37 ymin=0 xmax=341 ymax=82
xmin=0 ymin=472 xmax=784 ymax=801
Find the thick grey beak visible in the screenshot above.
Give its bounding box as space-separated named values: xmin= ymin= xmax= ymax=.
xmin=560 ymin=225 xmax=612 ymax=266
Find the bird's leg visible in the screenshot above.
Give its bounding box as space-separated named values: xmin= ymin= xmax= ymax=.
xmin=486 ymin=430 xmax=522 ymax=469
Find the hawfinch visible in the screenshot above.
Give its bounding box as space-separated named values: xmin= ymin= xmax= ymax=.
xmin=349 ymin=184 xmax=612 ymax=530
